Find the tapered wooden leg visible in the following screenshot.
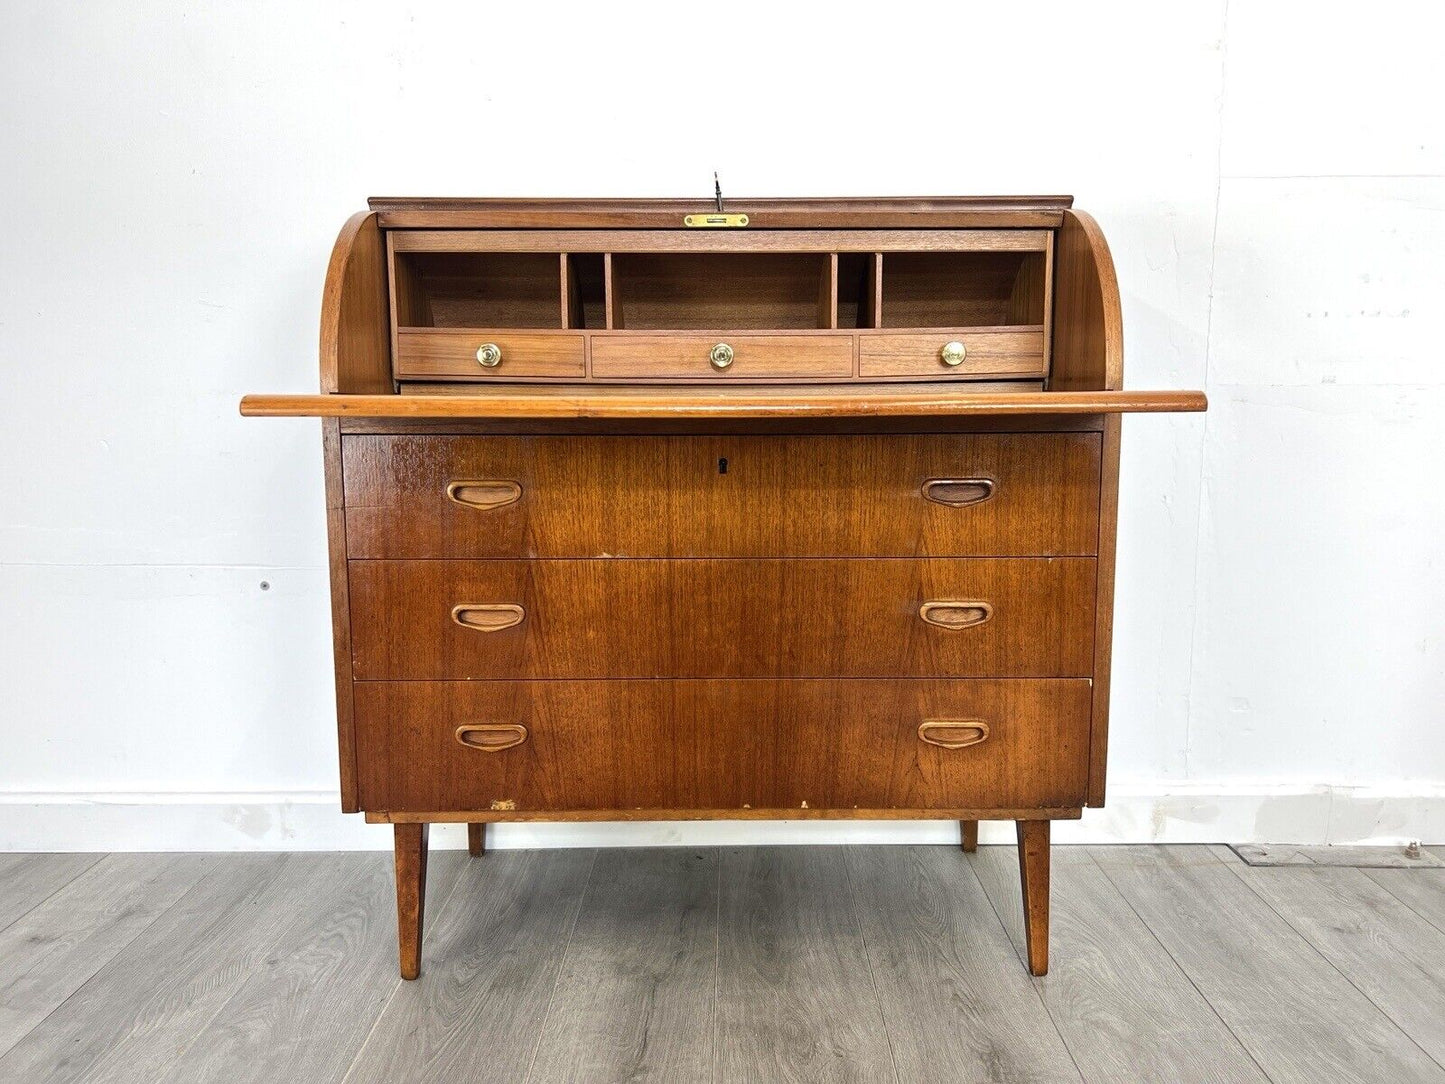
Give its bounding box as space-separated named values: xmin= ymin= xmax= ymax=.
xmin=960 ymin=820 xmax=979 ymax=853
xmin=467 ymin=822 xmax=485 ymax=857
xmin=1016 ymin=820 xmax=1050 ymax=976
xmin=394 ymin=823 xmax=429 ymax=980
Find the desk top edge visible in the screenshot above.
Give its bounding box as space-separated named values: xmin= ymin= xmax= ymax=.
xmin=239 ymin=387 xmax=1207 ymax=420
xmin=367 ymin=195 xmax=1075 ymax=229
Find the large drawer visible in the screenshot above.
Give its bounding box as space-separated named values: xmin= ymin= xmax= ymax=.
xmin=353 ymin=678 xmax=1093 ymax=813
xmin=348 ymin=557 xmax=1096 ymax=680
xmin=342 ymin=433 xmax=1102 ymax=558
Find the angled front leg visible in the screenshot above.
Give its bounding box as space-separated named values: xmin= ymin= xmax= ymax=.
xmin=394 ymin=823 xmax=430 ymax=980
xmin=1016 ymin=820 xmax=1050 ymax=976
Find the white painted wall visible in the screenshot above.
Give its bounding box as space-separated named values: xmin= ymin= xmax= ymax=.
xmin=1 ymin=2 xmax=1440 ymax=850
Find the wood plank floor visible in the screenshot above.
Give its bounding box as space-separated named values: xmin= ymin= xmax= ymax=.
xmin=0 ymin=845 xmax=1441 ymax=1084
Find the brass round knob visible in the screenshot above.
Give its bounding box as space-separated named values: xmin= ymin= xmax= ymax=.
xmin=940 ymin=340 xmax=967 ymax=367
xmin=475 ymin=342 xmax=502 ymax=368
xmin=709 ymin=342 xmax=734 ymax=370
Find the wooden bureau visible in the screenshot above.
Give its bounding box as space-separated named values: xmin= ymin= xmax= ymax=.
xmin=241 ymin=196 xmax=1205 ymax=979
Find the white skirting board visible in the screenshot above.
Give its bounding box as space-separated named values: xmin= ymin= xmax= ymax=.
xmin=0 ymin=783 xmax=1441 ymax=851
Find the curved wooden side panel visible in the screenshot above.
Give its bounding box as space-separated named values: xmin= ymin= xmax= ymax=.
xmin=1053 ymin=209 xmax=1126 ymax=808
xmin=320 ymin=211 xmax=391 ymax=812
xmin=1051 ymin=209 xmax=1123 ymax=392
xmin=323 ymin=418 xmax=359 ymax=811
xmin=1087 ymin=413 xmax=1121 ymax=809
xmin=320 ymin=211 xmax=392 ymax=394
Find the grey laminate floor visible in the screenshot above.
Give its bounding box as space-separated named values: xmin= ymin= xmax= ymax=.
xmin=1 ymin=845 xmax=1442 ymax=1083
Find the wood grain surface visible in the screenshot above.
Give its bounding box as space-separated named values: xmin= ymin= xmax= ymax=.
xmin=352 ymin=678 xmax=1092 ymax=813
xmin=393 ymin=823 xmax=428 ymax=980
xmin=394 ymin=329 xmax=585 ymax=380
xmin=1093 ymin=846 xmax=1443 ymax=1083
xmin=1016 ymin=820 xmax=1051 ymax=975
xmin=0 ymin=854 xmax=212 ymax=1059
xmin=242 ymin=386 xmax=1206 ymax=419
xmin=242 ymin=198 xmax=1212 ymax=993
xmin=347 ymin=557 xmax=1096 ymax=679
xmin=1220 ymin=848 xmax=1445 ymax=1067
xmin=846 ymin=845 xmax=1080 ymax=1082
xmin=527 ymin=849 xmax=718 ymax=1082
xmin=605 ymin=252 xmax=835 ymax=331
xmin=1365 ymin=859 xmax=1445 ymax=932
xmin=0 ymin=854 xmax=300 ymax=1083
xmin=716 ymin=847 xmax=896 ymax=1082
xmin=0 ymin=853 xmax=102 ymax=933
xmin=970 ymin=847 xmax=1267 ymax=1083
xmin=369 ymin=194 xmax=1074 ymax=229
xmin=324 ymin=419 xmax=360 ymax=811
xmin=343 ymin=850 xmax=593 ymax=1084
xmin=152 ymin=853 xmax=462 ymax=1084
xmin=592 ymin=332 xmax=853 ymax=380
xmin=341 ymin=432 xmax=1102 ymax=559
xmin=320 ymin=212 xmax=391 ymax=394
xmin=960 ymin=819 xmax=979 ymax=852
xmin=1049 ymin=210 xmax=1122 ymax=393
xmin=387 ymin=227 xmax=1052 ymax=254
xmin=8 ymin=847 xmax=1439 ymax=1083
xmin=1086 ymin=412 xmax=1121 ymax=806
xmin=859 ymin=328 xmax=1046 ymax=378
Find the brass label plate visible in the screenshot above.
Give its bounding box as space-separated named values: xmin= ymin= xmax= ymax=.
xmin=684 ymin=213 xmax=750 ymax=228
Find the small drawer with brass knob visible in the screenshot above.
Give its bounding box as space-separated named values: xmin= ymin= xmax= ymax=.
xmin=859 ymin=330 xmax=1046 ymax=380
xmin=394 ymin=330 xmax=585 ymax=381
xmin=591 ymin=334 xmax=853 ymax=380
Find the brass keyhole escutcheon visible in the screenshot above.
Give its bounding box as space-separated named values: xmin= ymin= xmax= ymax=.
xmin=940 ymin=340 xmax=967 ymax=367
xmin=710 ymin=342 xmax=734 ymax=370
xmin=476 ymin=342 xmax=502 ymax=367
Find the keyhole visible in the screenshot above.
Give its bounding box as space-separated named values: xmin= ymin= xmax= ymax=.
xmin=718 ymin=457 xmax=728 ymax=475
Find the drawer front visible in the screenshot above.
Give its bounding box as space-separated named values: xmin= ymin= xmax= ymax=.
xmin=394 ymin=329 xmax=586 ymax=380
xmin=859 ymin=329 xmax=1045 ymax=379
xmin=590 ymin=333 xmax=852 ymax=380
xmin=342 ymin=433 xmax=1101 ymax=558
xmin=348 ymin=557 xmax=1096 ymax=680
xmin=353 ymin=678 xmax=1092 ymax=813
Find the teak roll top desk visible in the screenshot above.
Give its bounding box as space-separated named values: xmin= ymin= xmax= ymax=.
xmin=242 ymin=196 xmax=1206 ymax=979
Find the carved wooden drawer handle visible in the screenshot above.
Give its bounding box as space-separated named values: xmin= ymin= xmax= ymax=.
xmin=445 ymin=480 xmax=522 ymax=511
xmin=919 ymin=600 xmax=994 ymax=630
xmin=918 ymin=720 xmax=990 ymax=750
xmin=451 ymin=603 xmax=525 ymax=632
xmin=455 ymin=724 xmax=528 ymax=752
xmin=922 ymin=478 xmax=996 ymax=507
